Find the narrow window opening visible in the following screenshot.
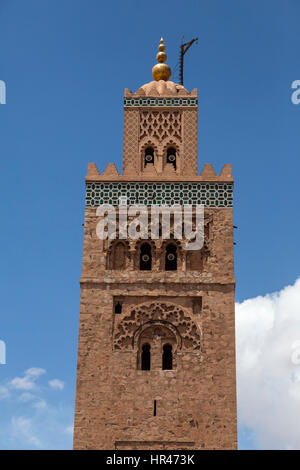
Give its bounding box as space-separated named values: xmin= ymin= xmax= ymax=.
xmin=153 ymin=400 xmax=157 ymax=416
xmin=140 ymin=243 xmax=152 ymax=271
xmin=114 ymin=301 xmax=122 ymax=314
xmin=162 ymin=344 xmax=173 ymax=370
xmin=192 ymin=298 xmax=202 ymax=315
xmin=167 ymin=147 xmax=176 ymax=169
xmin=204 ymin=223 xmax=210 ymax=240
xmin=144 ymin=147 xmax=154 ymax=167
xmin=141 ymin=343 xmax=151 ymax=370
xmin=165 ymin=244 xmax=177 ymax=271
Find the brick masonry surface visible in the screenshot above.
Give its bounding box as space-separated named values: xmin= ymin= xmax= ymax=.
xmin=73 ymin=79 xmax=237 ymax=450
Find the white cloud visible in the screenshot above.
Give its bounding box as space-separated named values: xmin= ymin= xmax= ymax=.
xmin=11 ymin=416 xmax=41 ymax=448
xmin=4 ymin=402 xmax=73 ymax=450
xmin=48 ymin=379 xmax=64 ymax=391
xmin=25 ymin=368 xmax=46 ymax=378
xmin=65 ymin=425 xmax=74 ymax=435
xmin=9 ymin=368 xmax=46 ymax=391
xmin=0 ymin=367 xmax=73 ymax=449
xmin=236 ymin=277 xmax=300 ymax=449
xmin=18 ymin=392 xmax=36 ymax=403
xmin=0 ymin=385 xmax=10 ymax=400
xmin=32 ymin=399 xmax=47 ymax=410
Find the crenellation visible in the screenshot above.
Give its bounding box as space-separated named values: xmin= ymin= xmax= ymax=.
xmin=86 ymin=164 xmax=233 ymax=181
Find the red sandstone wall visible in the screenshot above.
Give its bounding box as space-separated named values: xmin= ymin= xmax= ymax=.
xmin=73 ymin=207 xmax=237 ymax=450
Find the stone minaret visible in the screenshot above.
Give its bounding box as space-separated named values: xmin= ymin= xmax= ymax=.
xmin=73 ymin=38 xmax=237 ymax=450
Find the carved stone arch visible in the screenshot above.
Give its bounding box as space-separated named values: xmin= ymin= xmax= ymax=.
xmin=161 ymin=234 xmax=183 ymax=246
xmin=139 ymin=139 xmax=159 ymax=172
xmin=140 ymin=138 xmax=160 ymax=153
xmin=135 ymin=320 xmax=180 ymax=370
xmin=107 ymin=240 xmax=129 ymax=270
xmin=133 ymin=319 xmax=182 ymax=351
xmin=134 ymin=239 xmax=156 ymax=270
xmin=160 ymin=239 xmax=182 ymax=270
xmin=162 ymin=139 xmax=181 ymax=173
xmin=161 ymin=139 xmax=181 ymax=155
xmin=113 ymin=301 xmax=201 ymax=351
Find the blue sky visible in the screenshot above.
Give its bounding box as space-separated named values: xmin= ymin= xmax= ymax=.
xmin=0 ymin=0 xmax=300 ymax=449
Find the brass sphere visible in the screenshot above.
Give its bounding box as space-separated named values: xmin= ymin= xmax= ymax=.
xmin=156 ymin=51 xmax=167 ymax=63
xmin=152 ymin=63 xmax=171 ymax=81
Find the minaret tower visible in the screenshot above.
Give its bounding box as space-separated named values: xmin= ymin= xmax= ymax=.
xmin=73 ymin=39 xmax=237 ymax=450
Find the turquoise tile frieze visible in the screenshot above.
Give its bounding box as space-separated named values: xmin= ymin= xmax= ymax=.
xmin=124 ymin=97 xmax=198 ymax=107
xmin=86 ymin=182 xmax=233 ymax=208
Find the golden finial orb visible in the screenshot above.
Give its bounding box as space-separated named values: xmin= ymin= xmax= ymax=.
xmin=152 ymin=37 xmax=171 ymax=81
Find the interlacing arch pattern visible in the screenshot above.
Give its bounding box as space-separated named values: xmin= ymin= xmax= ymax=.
xmin=139 ymin=111 xmax=182 ymax=143
xmin=113 ymin=302 xmax=201 ymax=351
xmin=162 ymin=140 xmax=180 ymax=160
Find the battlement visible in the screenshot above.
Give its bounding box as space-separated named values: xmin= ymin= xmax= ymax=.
xmin=86 ymin=162 xmax=233 ymax=182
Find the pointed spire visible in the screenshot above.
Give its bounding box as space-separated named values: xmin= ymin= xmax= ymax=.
xmin=152 ymin=37 xmax=171 ymax=81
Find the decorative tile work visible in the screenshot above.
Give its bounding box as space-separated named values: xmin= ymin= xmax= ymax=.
xmin=86 ymin=182 xmax=233 ymax=207
xmin=124 ymin=98 xmax=198 ymax=107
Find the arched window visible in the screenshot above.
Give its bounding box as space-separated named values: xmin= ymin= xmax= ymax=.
xmin=112 ymin=242 xmax=126 ymax=270
xmin=165 ymin=244 xmax=177 ymax=271
xmin=187 ymin=250 xmax=202 ymax=271
xmin=144 ymin=147 xmax=154 ymax=167
xmin=141 ymin=343 xmax=151 ymax=370
xmin=162 ymin=344 xmax=172 ymax=370
xmin=166 ymin=147 xmax=176 ymax=170
xmin=140 ymin=243 xmax=152 ymax=270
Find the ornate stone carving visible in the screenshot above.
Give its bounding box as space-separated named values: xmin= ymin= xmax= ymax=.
xmin=140 ymin=111 xmax=182 ymax=143
xmin=123 ymin=110 xmax=140 ymax=175
xmin=113 ymin=302 xmax=201 ymax=351
xmin=182 ymin=109 xmax=197 ymax=175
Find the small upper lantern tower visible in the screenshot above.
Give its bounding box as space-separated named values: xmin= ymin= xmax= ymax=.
xmin=122 ymin=38 xmax=199 ymax=178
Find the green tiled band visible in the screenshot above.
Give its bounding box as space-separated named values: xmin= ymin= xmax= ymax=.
xmin=86 ymin=182 xmax=233 ymax=208
xmin=124 ymin=98 xmax=198 ymax=107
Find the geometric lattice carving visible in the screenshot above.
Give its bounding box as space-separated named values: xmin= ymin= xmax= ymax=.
xmin=123 ymin=110 xmax=139 ymax=175
xmin=182 ymin=110 xmax=198 ymax=175
xmin=113 ymin=302 xmax=201 ymax=351
xmin=140 ymin=111 xmax=182 ymax=143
